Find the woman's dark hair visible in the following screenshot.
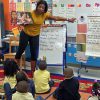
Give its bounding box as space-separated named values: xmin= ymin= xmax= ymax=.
xmin=36 ymin=0 xmax=48 ymax=13
xmin=4 ymin=59 xmax=19 ymax=77
xmin=38 ymin=60 xmax=47 ymax=70
xmin=16 ymin=71 xmax=28 ymax=83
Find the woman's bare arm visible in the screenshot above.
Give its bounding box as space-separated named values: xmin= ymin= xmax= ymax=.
xmin=47 ymin=16 xmax=76 ymax=23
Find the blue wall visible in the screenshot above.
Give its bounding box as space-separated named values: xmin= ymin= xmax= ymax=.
xmin=66 ymin=43 xmax=100 ymax=67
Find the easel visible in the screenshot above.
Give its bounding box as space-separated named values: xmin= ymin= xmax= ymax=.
xmin=38 ymin=24 xmax=67 ymax=74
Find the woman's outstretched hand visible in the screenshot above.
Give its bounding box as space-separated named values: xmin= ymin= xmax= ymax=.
xmin=68 ymin=18 xmax=76 ymax=23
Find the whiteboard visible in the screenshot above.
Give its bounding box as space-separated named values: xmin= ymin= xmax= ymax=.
xmin=39 ymin=25 xmax=66 ymax=64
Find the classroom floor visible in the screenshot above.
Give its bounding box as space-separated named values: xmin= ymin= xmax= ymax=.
xmin=26 ymin=61 xmax=100 ymax=80
xmin=35 ymin=87 xmax=91 ymax=100
xmin=25 ymin=61 xmax=100 ymax=100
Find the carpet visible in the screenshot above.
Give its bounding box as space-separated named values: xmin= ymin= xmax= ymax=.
xmin=0 ymin=66 xmax=98 ymax=93
xmin=51 ymin=74 xmax=94 ymax=93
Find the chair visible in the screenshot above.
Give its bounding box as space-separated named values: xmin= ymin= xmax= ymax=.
xmin=4 ymin=36 xmax=25 ymax=67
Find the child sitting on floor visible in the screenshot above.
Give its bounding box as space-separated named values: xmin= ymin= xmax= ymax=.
xmin=88 ymin=82 xmax=100 ymax=100
xmin=3 ymin=59 xmax=19 ymax=100
xmin=4 ymin=71 xmax=35 ymax=100
xmin=53 ymin=67 xmax=80 ymax=100
xmin=16 ymin=71 xmax=35 ymax=97
xmin=12 ymin=81 xmax=34 ymax=100
xmin=3 ymin=59 xmax=19 ymax=90
xmin=34 ymin=60 xmax=54 ymax=94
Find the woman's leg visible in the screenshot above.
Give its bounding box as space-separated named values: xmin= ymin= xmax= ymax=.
xmin=15 ymin=31 xmax=29 ymax=68
xmin=4 ymin=83 xmax=12 ymax=100
xmin=29 ymin=35 xmax=39 ymax=75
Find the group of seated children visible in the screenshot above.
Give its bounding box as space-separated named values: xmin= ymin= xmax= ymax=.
xmin=3 ymin=59 xmax=82 ymax=100
xmin=3 ymin=59 xmax=35 ymax=100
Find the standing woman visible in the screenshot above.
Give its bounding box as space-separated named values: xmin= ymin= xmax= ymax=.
xmin=15 ymin=0 xmax=75 ymax=74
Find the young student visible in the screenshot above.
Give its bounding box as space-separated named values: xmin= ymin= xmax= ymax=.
xmin=3 ymin=59 xmax=19 ymax=90
xmin=15 ymin=0 xmax=76 ymax=73
xmin=12 ymin=81 xmax=34 ymax=100
xmin=88 ymin=82 xmax=100 ymax=100
xmin=3 ymin=59 xmax=19 ymax=100
xmin=34 ymin=60 xmax=54 ymax=94
xmin=53 ymin=67 xmax=80 ymax=100
xmin=16 ymin=71 xmax=35 ymax=97
xmin=4 ymin=71 xmax=35 ymax=100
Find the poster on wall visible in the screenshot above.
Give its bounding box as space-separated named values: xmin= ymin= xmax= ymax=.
xmin=9 ymin=0 xmax=32 ymax=29
xmin=86 ymin=16 xmax=100 ymax=57
xmin=52 ymin=0 xmax=77 ymax=37
xmin=52 ymin=0 xmax=67 ymax=24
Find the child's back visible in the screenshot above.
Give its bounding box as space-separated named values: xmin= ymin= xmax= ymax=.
xmin=53 ymin=67 xmax=80 ymax=100
xmin=34 ymin=60 xmax=50 ymax=93
xmin=3 ymin=59 xmax=19 ymax=88
xmin=12 ymin=81 xmax=34 ymax=100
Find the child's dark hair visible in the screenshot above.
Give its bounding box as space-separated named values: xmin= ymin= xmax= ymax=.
xmin=16 ymin=71 xmax=28 ymax=83
xmin=4 ymin=59 xmax=19 ymax=77
xmin=36 ymin=0 xmax=48 ymax=13
xmin=92 ymin=82 xmax=100 ymax=96
xmin=38 ymin=60 xmax=47 ymax=70
xmin=16 ymin=81 xmax=28 ymax=93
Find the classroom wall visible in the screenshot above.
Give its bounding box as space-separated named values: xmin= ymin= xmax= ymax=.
xmin=2 ymin=0 xmax=10 ymax=30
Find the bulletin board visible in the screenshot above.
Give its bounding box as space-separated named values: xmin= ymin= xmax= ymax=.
xmin=8 ymin=0 xmax=52 ymax=29
xmin=39 ymin=24 xmax=66 ymax=65
xmin=52 ymin=0 xmax=77 ymax=37
xmin=53 ymin=0 xmax=100 ymax=67
xmin=52 ymin=0 xmax=100 ymax=37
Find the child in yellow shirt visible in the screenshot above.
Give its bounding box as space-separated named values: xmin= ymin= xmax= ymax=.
xmin=34 ymin=60 xmax=54 ymax=93
xmin=3 ymin=59 xmax=19 ymax=87
xmin=3 ymin=59 xmax=19 ymax=100
xmin=12 ymin=81 xmax=34 ymax=100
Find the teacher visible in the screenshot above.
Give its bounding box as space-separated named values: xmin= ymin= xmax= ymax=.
xmin=15 ymin=0 xmax=75 ymax=75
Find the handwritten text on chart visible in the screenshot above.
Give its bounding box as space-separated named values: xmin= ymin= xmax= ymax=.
xmin=86 ymin=16 xmax=100 ymax=56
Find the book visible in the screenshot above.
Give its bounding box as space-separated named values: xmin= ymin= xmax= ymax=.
xmin=12 ymin=27 xmax=20 ymax=36
xmin=17 ymin=12 xmax=34 ymax=25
